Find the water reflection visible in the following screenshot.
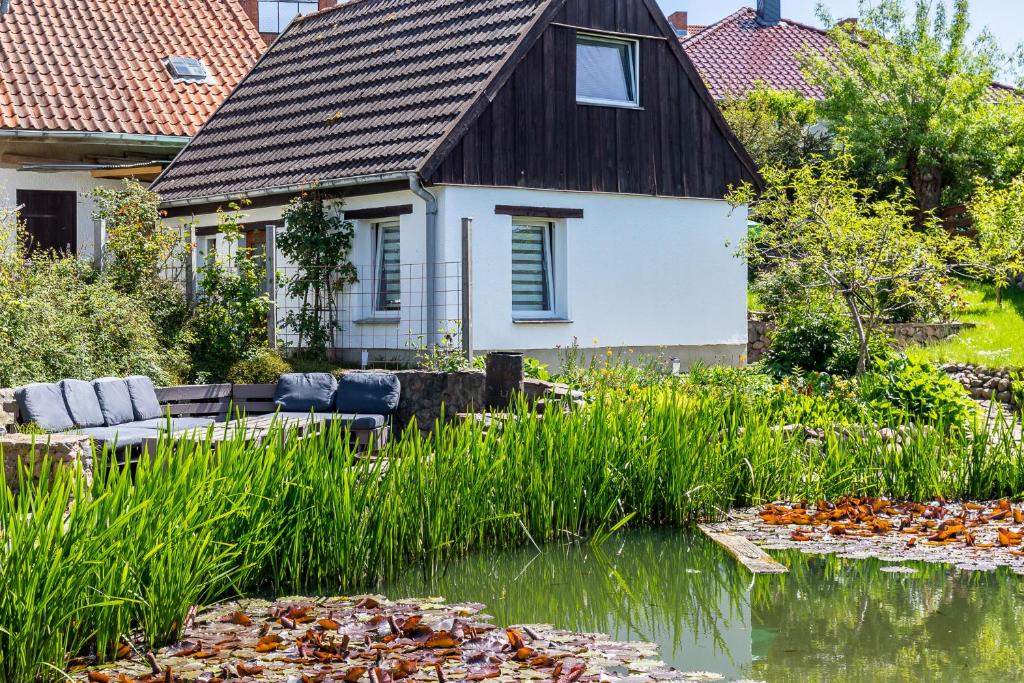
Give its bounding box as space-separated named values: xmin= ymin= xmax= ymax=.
xmin=370 ymin=529 xmax=1024 ymax=683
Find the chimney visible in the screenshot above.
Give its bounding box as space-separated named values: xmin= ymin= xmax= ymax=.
xmin=756 ymin=0 xmax=781 ymax=27
xmin=667 ymin=11 xmax=689 ymax=37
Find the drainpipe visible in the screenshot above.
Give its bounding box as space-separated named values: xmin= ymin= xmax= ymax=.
xmin=408 ymin=173 xmax=439 ymax=348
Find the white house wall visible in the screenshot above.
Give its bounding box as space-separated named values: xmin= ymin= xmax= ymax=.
xmin=435 ymin=186 xmax=748 ymax=369
xmin=0 ymin=167 xmax=121 ymax=262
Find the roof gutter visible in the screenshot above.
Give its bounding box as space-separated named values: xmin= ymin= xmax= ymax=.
xmin=0 ymin=129 xmax=190 ymax=146
xmin=407 ymin=173 xmax=440 ymax=349
xmin=158 ymin=171 xmax=414 ymax=209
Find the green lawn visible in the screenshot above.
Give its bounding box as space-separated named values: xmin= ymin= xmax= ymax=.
xmin=908 ymin=281 xmax=1024 ymax=369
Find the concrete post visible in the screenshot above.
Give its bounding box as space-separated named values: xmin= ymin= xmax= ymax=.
xmin=461 ymin=217 xmax=473 ymax=364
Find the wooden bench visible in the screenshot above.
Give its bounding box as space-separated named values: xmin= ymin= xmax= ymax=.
xmin=152 ymin=383 xmax=390 ymax=451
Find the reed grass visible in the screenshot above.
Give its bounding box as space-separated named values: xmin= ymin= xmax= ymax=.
xmin=1 ymin=388 xmax=1022 ymax=681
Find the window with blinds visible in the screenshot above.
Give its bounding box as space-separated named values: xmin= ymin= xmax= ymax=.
xmin=512 ymin=222 xmax=554 ymax=315
xmin=576 ymin=34 xmax=639 ymax=107
xmin=374 ymin=222 xmax=400 ymax=313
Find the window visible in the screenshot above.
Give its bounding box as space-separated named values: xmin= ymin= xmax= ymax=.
xmin=512 ymin=222 xmax=555 ymax=316
xmin=165 ymin=56 xmax=209 ymax=83
xmin=258 ymin=1 xmax=318 ymax=33
xmin=374 ymin=222 xmax=401 ymax=313
xmin=576 ymin=34 xmax=639 ymax=107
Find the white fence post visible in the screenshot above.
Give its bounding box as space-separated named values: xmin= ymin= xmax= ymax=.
xmin=266 ymin=224 xmax=278 ymax=350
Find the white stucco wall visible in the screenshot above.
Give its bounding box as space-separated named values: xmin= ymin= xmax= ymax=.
xmin=435 ymin=186 xmax=748 ymax=365
xmin=174 ymin=184 xmax=748 ymax=366
xmin=0 ymin=167 xmax=121 ymax=262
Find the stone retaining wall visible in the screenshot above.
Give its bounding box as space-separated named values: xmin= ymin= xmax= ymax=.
xmin=747 ymin=313 xmax=974 ymax=363
xmin=942 ymin=364 xmax=1018 ymax=405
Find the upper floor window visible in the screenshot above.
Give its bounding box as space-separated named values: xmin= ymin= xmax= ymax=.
xmin=258 ymin=1 xmax=318 ymax=34
xmin=576 ymin=34 xmax=640 ymax=108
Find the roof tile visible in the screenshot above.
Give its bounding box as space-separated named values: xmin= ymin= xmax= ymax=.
xmin=154 ymin=0 xmax=549 ymax=202
xmin=0 ymin=0 xmax=266 ymax=137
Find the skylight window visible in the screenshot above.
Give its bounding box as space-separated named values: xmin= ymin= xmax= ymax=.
xmin=576 ymin=34 xmax=640 ymax=108
xmin=166 ymin=56 xmax=209 ymax=83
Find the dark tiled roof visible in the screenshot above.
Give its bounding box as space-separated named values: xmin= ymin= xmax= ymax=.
xmin=0 ymin=0 xmax=266 ymax=137
xmin=154 ymin=0 xmax=550 ymax=202
xmin=681 ymin=7 xmax=831 ymax=100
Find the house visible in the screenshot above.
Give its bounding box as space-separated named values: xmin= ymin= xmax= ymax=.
xmin=153 ymin=0 xmax=760 ymax=369
xmin=0 ymin=0 xmax=266 ymax=261
xmin=679 ymin=1 xmax=1017 ymax=102
xmin=236 ymin=0 xmax=339 ymax=45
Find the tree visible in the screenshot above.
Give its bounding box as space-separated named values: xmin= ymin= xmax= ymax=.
xmin=729 ymin=154 xmax=971 ymax=375
xmin=90 ymin=180 xmax=180 ymax=295
xmin=719 ymin=83 xmax=832 ymax=171
xmin=278 ymin=192 xmax=358 ymax=359
xmin=968 ymin=176 xmax=1024 ymax=306
xmin=806 ymin=0 xmax=1024 ymax=218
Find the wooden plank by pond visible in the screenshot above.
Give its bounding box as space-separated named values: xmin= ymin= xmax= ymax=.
xmin=699 ymin=523 xmax=788 ymax=574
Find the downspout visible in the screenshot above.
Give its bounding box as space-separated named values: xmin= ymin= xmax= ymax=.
xmin=408 ymin=173 xmax=439 ymax=348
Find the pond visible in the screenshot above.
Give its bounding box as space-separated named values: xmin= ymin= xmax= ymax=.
xmin=369 ymin=529 xmax=1024 ymax=683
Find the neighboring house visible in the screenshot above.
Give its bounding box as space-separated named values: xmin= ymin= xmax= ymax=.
xmin=236 ymin=0 xmax=338 ymax=44
xmin=680 ymin=1 xmax=1017 ymax=102
xmin=680 ymin=2 xmax=832 ymax=101
xmin=154 ymin=0 xmax=759 ymax=368
xmin=0 ymin=0 xmax=265 ymax=261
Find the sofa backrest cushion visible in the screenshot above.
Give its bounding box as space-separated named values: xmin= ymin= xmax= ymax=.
xmin=92 ymin=378 xmax=135 ymax=426
xmin=60 ymin=379 xmax=105 ymax=428
xmin=335 ymin=372 xmax=401 ymax=416
xmin=274 ymin=373 xmax=338 ymax=413
xmin=126 ymin=376 xmax=163 ymax=421
xmin=15 ymin=383 xmax=75 ymax=432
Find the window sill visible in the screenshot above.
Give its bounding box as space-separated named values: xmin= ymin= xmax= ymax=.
xmin=355 ymin=316 xmax=400 ymax=326
xmin=576 ymin=100 xmax=643 ymax=111
xmin=512 ymin=318 xmax=573 ymax=325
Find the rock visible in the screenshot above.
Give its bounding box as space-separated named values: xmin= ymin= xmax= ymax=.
xmin=999 ymin=379 xmax=1011 ymax=393
xmin=2 ymin=433 xmax=93 ymax=494
xmin=997 ymin=391 xmax=1014 ymax=405
xmin=391 ymin=370 xmax=486 ymax=433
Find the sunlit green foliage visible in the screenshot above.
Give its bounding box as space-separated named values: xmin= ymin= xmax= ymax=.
xmin=968 ymin=176 xmax=1024 ymax=306
xmin=806 ymin=0 xmax=1024 ymax=215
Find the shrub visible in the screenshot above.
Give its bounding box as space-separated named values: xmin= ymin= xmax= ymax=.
xmin=0 ymin=256 xmax=178 ymax=386
xmin=858 ymin=357 xmax=976 ymax=427
xmin=766 ymin=309 xmax=858 ymax=376
xmin=225 ymin=350 xmax=293 ymax=385
xmin=188 ymin=207 xmax=272 ymax=383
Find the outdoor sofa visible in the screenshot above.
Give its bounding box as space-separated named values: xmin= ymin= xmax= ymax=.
xmin=10 ymin=372 xmax=400 ymax=457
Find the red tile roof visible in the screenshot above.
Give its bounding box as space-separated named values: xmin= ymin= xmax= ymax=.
xmin=681 ymin=7 xmax=831 ymax=100
xmin=0 ymin=0 xmax=266 ymax=137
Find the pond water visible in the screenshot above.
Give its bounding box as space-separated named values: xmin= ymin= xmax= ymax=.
xmin=370 ymin=529 xmax=1024 ymax=683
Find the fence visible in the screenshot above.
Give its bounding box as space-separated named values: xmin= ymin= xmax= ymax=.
xmin=162 ymin=220 xmax=476 ymax=365
xmin=273 ymin=261 xmax=464 ymax=360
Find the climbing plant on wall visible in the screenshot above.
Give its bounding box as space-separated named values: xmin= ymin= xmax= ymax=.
xmin=279 ymin=192 xmax=358 ymax=359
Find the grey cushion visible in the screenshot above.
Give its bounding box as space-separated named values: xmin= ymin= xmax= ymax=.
xmin=131 ymin=417 xmax=216 ymax=432
xmin=71 ymin=426 xmax=158 ymax=448
xmin=60 ymin=379 xmax=105 ymax=429
xmin=335 ymin=373 xmax=401 ymax=416
xmin=126 ymin=376 xmax=163 ymax=421
xmin=15 ymin=383 xmax=75 ymax=433
xmin=276 ymin=412 xmax=385 ymax=431
xmin=92 ymin=378 xmax=135 ymax=426
xmin=274 ymin=373 xmax=338 ymax=413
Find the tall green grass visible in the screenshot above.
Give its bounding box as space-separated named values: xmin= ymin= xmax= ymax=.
xmin=1 ymin=389 xmax=1022 ymax=681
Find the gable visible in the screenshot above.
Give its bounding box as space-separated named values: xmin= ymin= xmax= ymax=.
xmin=424 ymin=0 xmax=760 ymax=198
xmin=154 ymin=0 xmax=551 ymax=203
